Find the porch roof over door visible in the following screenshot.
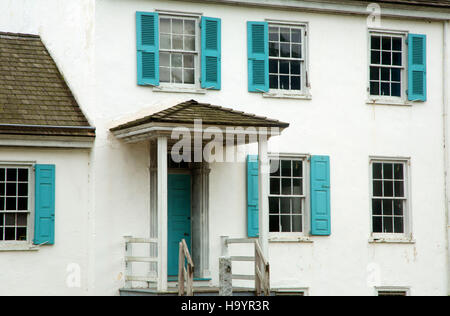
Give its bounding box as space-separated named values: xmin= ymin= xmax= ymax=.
xmin=110 ymin=100 xmax=290 ymax=144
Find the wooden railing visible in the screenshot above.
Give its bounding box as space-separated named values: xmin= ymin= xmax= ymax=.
xmin=178 ymin=239 xmax=194 ymax=296
xmin=124 ymin=236 xmax=158 ymax=288
xmin=221 ymin=237 xmax=271 ymax=296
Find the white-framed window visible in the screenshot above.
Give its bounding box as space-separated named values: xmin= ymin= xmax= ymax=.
xmin=159 ymin=14 xmax=200 ymax=87
xmin=370 ymin=159 xmax=410 ymax=237
xmin=269 ymin=155 xmax=308 ymax=234
xmin=0 ymin=165 xmax=33 ymax=243
xmin=268 ymin=23 xmax=307 ymax=93
xmin=369 ymin=31 xmax=407 ymax=101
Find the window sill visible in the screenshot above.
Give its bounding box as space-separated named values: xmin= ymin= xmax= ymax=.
xmin=269 ymin=236 xmax=313 ymax=243
xmin=366 ymin=99 xmax=413 ymax=107
xmin=368 ymin=237 xmax=416 ymax=244
xmin=153 ymin=86 xmax=207 ymax=95
xmin=263 ymin=92 xmax=312 ymax=100
xmin=0 ymin=243 xmax=39 ymax=252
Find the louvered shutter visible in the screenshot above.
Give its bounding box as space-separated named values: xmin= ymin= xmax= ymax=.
xmin=201 ymin=17 xmax=221 ymax=90
xmin=136 ymin=12 xmax=159 ymax=86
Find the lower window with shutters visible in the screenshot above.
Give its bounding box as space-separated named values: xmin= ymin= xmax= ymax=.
xmin=268 ymin=155 xmax=308 ymax=237
xmin=0 ymin=165 xmax=34 ymax=248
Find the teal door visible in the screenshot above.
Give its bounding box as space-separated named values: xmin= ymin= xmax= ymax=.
xmin=168 ymin=174 xmax=192 ymax=277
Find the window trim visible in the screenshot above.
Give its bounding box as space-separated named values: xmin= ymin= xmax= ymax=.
xmin=157 ymin=13 xmax=202 ymax=90
xmin=369 ymin=157 xmax=413 ymax=241
xmin=367 ymin=29 xmax=409 ymax=104
xmin=268 ymin=153 xmax=310 ymax=239
xmin=264 ymin=19 xmax=311 ymax=99
xmin=0 ymin=162 xmax=36 ymax=251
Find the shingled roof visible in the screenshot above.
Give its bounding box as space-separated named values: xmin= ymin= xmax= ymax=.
xmin=110 ymin=100 xmax=290 ymax=132
xmin=0 ymin=32 xmax=95 ymax=137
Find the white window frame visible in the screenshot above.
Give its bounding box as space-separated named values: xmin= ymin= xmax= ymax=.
xmin=264 ymin=19 xmax=311 ymax=100
xmin=156 ymin=12 xmax=203 ymax=92
xmin=369 ymin=157 xmax=412 ymax=242
xmin=375 ymin=286 xmax=410 ymax=296
xmin=268 ymin=153 xmax=311 ymax=241
xmin=367 ymin=29 xmax=409 ymax=105
xmin=0 ymin=162 xmax=36 ymax=251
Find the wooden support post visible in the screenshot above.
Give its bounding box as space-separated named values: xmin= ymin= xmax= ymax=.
xmin=157 ymin=136 xmax=168 ymax=292
xmin=258 ymin=135 xmax=269 ymax=257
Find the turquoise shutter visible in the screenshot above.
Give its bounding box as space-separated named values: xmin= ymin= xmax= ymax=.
xmin=201 ymin=17 xmax=221 ymax=90
xmin=34 ymin=165 xmax=55 ymax=245
xmin=247 ymin=22 xmax=269 ymax=92
xmin=247 ymin=155 xmax=259 ymax=237
xmin=310 ymin=156 xmax=331 ymax=236
xmin=408 ymin=34 xmax=426 ymax=101
xmin=136 ymin=12 xmax=159 ymax=86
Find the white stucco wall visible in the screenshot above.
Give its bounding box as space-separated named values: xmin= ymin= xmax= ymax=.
xmin=0 ymin=0 xmax=448 ymax=295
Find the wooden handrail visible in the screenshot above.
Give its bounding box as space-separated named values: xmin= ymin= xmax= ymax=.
xmin=178 ymin=239 xmax=194 ymax=296
xmin=255 ymin=240 xmax=270 ymax=296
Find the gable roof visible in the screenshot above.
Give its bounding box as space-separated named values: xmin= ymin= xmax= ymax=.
xmin=110 ymin=100 xmax=290 ymax=132
xmin=0 ymin=32 xmax=95 ymax=137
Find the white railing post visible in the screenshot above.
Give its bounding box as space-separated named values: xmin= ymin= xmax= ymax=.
xmin=157 ymin=136 xmax=168 ymax=292
xmin=124 ymin=236 xmax=132 ymax=289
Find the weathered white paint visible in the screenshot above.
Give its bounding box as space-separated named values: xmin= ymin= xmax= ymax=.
xmin=0 ymin=0 xmax=448 ymax=295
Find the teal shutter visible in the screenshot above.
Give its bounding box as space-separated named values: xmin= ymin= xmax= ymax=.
xmin=201 ymin=17 xmax=221 ymax=90
xmin=136 ymin=12 xmax=159 ymax=86
xmin=247 ymin=22 xmax=269 ymax=92
xmin=247 ymin=155 xmax=259 ymax=237
xmin=310 ymin=156 xmax=331 ymax=236
xmin=34 ymin=165 xmax=55 ymax=245
xmin=408 ymin=34 xmax=426 ymax=101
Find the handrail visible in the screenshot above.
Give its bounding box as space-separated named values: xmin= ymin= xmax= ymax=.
xmin=178 ymin=239 xmax=195 ymax=296
xmin=254 ymin=240 xmax=270 ymax=296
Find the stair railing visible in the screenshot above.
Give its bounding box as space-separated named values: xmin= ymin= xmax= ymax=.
xmin=178 ymin=239 xmax=195 ymax=296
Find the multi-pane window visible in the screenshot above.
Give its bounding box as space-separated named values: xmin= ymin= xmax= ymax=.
xmin=0 ymin=167 xmax=30 ymax=241
xmin=269 ymin=25 xmax=305 ymax=92
xmin=269 ymin=159 xmax=305 ymax=233
xmin=159 ymin=16 xmax=198 ymax=85
xmin=371 ymin=161 xmax=407 ymax=234
xmin=369 ymin=34 xmax=404 ymax=98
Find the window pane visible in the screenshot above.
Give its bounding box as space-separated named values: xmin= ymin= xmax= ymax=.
xmin=0 ymin=197 xmax=3 ymax=211
xmin=373 ymin=163 xmax=382 ymax=179
xmin=280 ymin=76 xmax=289 ymax=90
xmin=281 ymin=160 xmax=291 ymax=176
xmin=394 ymin=164 xmax=404 ymax=179
xmin=394 ymin=200 xmax=403 ymax=216
xmin=18 ymin=183 xmax=27 ymax=196
xmin=383 ymin=164 xmax=393 ymax=179
xmin=279 ymin=61 xmax=289 ymax=74
xmin=269 ymin=27 xmax=279 ymax=42
xmin=371 ymin=36 xmax=381 ymax=50
xmin=270 ymin=178 xmax=280 ymax=195
xmin=160 ymin=18 xmax=171 ymax=33
xmin=172 ymin=19 xmax=183 ymax=34
xmin=270 ymin=75 xmax=278 ymax=89
xmin=392 ymin=37 xmax=402 ymax=51
xmin=392 ymin=52 xmax=402 ymax=66
xmin=160 ymin=34 xmax=171 ymax=49
xmin=391 ymin=68 xmax=401 ymax=82
xmin=173 ymin=35 xmax=183 ymax=50
xmin=280 ymin=44 xmax=290 ymax=57
xmin=184 ymin=55 xmax=194 ymax=69
xmin=292 ymin=160 xmax=302 ymax=177
xmin=382 ymin=37 xmax=391 ymax=50
xmin=372 ymin=199 xmax=382 ymax=215
xmin=292 ymin=198 xmax=302 ymax=214
xmin=394 ymin=181 xmax=404 ymax=197
xmin=291 ymin=61 xmax=301 ymax=75
xmin=373 ymin=180 xmax=383 ymax=196
xmin=292 ymin=215 xmax=302 ymax=232
xmin=6 ymin=197 xmax=16 ymax=210
xmin=6 ymin=183 xmax=16 ymax=196
xmin=280 ymin=28 xmax=290 ymax=42
xmin=17 ymin=198 xmax=27 ymax=211
xmin=293 ymin=178 xmax=302 ymax=195
xmin=184 ymin=69 xmax=194 ymax=84
xmin=269 ymin=197 xmax=280 ymax=214
xmin=281 ymin=178 xmax=292 ymax=195
xmin=172 ymin=68 xmax=182 ymax=83
xmin=370 ymin=67 xmax=379 ymax=81
xmin=373 ymin=216 xmax=382 ymax=233
xmin=291 ymin=44 xmax=301 ymax=58
xmin=270 ymin=215 xmax=280 ymax=232
xmin=383 ymin=199 xmax=393 ymax=215
xmin=184 ymin=36 xmax=195 ymax=51
xmin=5 ymin=213 xmax=15 ymax=225
xmin=384 ymin=181 xmax=394 ymax=197
xmin=291 ymin=76 xmax=300 ymax=91
xmin=7 ymin=169 xmax=16 ymax=181
xmin=17 ymin=213 xmax=27 ymax=226
xmin=4 ymin=227 xmax=15 ymax=240
xmin=184 ymin=20 xmax=195 ymax=35
xmin=371 ymin=50 xmax=380 ymax=64
xmin=0 ymin=183 xmax=4 ymax=196
xmin=18 ymin=169 xmax=28 ymax=182
xmin=270 ymin=160 xmax=280 ymax=176
xmin=394 ymin=217 xmax=404 ymax=233
xmin=381 ymin=68 xmax=390 ymax=81
xmin=291 ymin=29 xmax=301 ymax=43
xmin=160 ymin=67 xmax=170 ymax=82
xmin=280 ymin=215 xmax=291 ymax=232
xmin=280 ymin=198 xmax=291 ymax=214
xmin=171 ymin=54 xmax=182 ymax=67
xmin=370 ymin=82 xmax=379 ymax=95
xmin=391 ymin=83 xmax=401 ymax=97
xmin=269 ymin=59 xmax=278 ymax=74
xmin=16 ymin=227 xmax=26 ymax=241
xmin=269 ymin=42 xmax=280 ymax=57
xmin=160 ymin=53 xmax=170 ymax=67
xmin=382 ymin=51 xmax=391 ymax=65
xmin=381 ymin=82 xmax=390 ymax=95
xmin=0 ymin=168 xmax=5 ymax=181
xmin=383 ymin=216 xmax=393 ymax=233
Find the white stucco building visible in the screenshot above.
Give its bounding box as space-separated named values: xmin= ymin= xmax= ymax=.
xmin=0 ymin=0 xmax=449 ymax=296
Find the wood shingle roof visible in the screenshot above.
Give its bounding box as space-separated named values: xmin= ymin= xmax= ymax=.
xmin=0 ymin=32 xmax=95 ymax=137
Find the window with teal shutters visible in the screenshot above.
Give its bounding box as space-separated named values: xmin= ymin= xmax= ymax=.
xmin=34 ymin=165 xmax=55 ymax=245
xmin=408 ymin=34 xmax=426 ymax=101
xmin=201 ymin=17 xmax=221 ymax=90
xmin=247 ymin=155 xmax=259 ymax=237
xmin=136 ymin=12 xmax=159 ymax=86
xmin=310 ymin=156 xmax=331 ymax=236
xmin=247 ymin=22 xmax=269 ymax=92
